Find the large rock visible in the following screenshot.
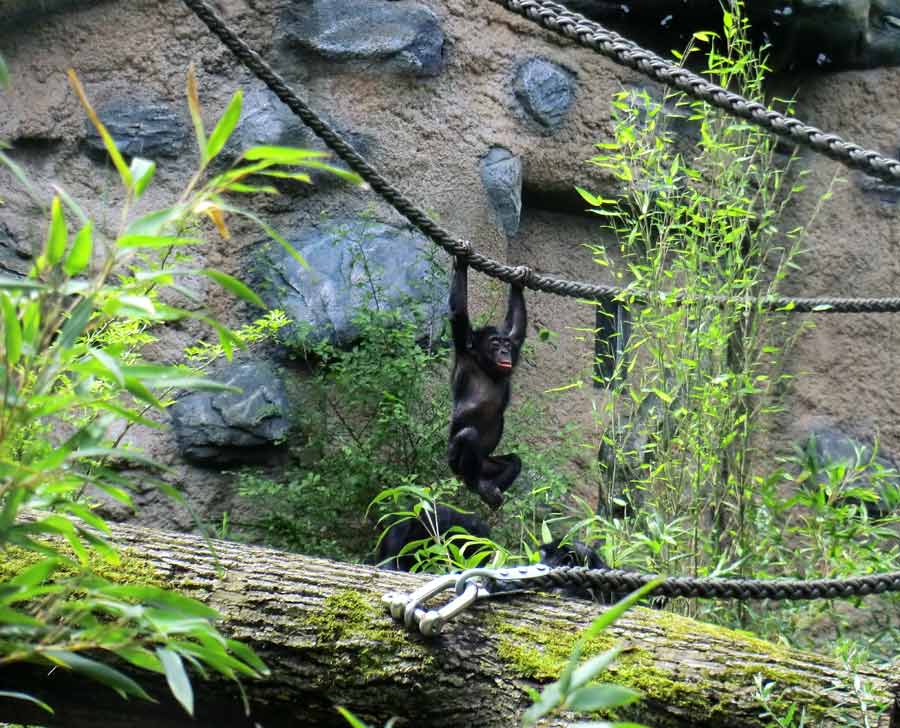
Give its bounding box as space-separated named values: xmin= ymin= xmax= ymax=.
xmin=0 ymin=222 xmax=31 ymax=278
xmin=280 ymin=0 xmax=445 ymax=77
xmin=223 ymin=85 xmax=370 ymax=185
xmin=480 ymin=146 xmax=523 ymax=237
xmin=514 ymin=58 xmax=575 ymax=130
xmin=83 ymin=99 xmax=186 ymax=160
xmin=804 ymin=430 xmax=900 ymax=515
xmin=170 ymin=361 xmax=291 ymax=464
xmin=253 ymin=217 xmax=447 ymax=347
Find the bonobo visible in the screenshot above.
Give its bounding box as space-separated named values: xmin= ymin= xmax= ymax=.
xmin=448 ymin=259 xmax=527 ymax=508
xmin=376 ymin=505 xmax=491 ymax=571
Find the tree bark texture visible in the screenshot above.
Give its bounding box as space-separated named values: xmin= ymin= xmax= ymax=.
xmin=1 ymin=521 xmax=897 ymax=728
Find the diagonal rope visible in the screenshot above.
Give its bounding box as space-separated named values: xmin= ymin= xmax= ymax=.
xmin=179 ymin=0 xmax=900 ymax=313
xmin=490 ymin=0 xmax=900 ymax=186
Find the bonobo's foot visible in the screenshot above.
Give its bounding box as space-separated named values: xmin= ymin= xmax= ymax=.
xmin=476 ymin=481 xmax=504 ymax=510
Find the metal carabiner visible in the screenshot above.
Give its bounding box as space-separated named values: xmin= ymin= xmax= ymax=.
xmin=380 ymin=572 xmax=459 ymax=625
xmin=418 ymin=580 xmax=482 ymax=636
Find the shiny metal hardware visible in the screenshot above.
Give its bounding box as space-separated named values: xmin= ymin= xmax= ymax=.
xmin=382 ymin=563 xmax=552 ymax=636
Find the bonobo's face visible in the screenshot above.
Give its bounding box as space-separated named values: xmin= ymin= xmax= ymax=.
xmin=476 ymin=327 xmax=517 ymax=376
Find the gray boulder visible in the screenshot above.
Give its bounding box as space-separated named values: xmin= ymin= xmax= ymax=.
xmin=170 ymin=361 xmax=291 ymax=464
xmin=83 ymin=99 xmax=185 ymax=160
xmin=0 ymin=222 xmax=31 ymax=278
xmin=253 ymin=217 xmax=446 ymax=347
xmin=480 ymin=147 xmax=523 ymax=237
xmin=804 ymin=430 xmax=900 ymax=515
xmin=514 ymin=58 xmax=575 ymax=130
xmin=281 ymin=0 xmax=445 ymax=77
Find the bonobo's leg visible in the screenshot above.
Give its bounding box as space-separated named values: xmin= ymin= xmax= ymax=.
xmin=449 ymin=426 xmax=482 ymax=484
xmin=450 ymin=427 xmax=504 ymax=508
xmin=482 ymin=454 xmax=522 ymax=493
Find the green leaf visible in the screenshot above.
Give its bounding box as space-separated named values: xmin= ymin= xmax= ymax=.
xmin=46 ymin=196 xmax=68 ymax=265
xmin=0 ymin=54 xmax=8 ymax=90
xmin=1 ymin=292 xmax=22 ymax=366
xmin=115 ymin=646 xmax=165 ymax=674
xmin=9 ymin=556 xmax=60 ymax=587
xmin=206 ymin=89 xmax=242 ymax=161
xmin=570 ymin=647 xmax=622 ymax=690
xmin=565 ymin=684 xmax=641 ymax=712
xmin=582 ymin=578 xmax=664 ymax=641
xmin=157 ymin=648 xmax=194 ymax=715
xmin=241 ymin=146 xmax=329 ymax=163
xmin=0 ymin=691 xmax=55 ymax=714
xmin=44 ymin=651 xmax=152 ymax=701
xmin=63 ymin=221 xmax=93 ymax=276
xmin=336 ymin=707 xmax=372 ymax=728
xmin=202 ymin=269 xmax=265 ymax=309
xmin=58 ymin=297 xmax=95 ymax=349
xmin=125 ymin=206 xmax=184 ymax=237
xmin=88 ymin=347 xmax=126 ymax=386
xmin=225 ymin=639 xmax=270 ymax=676
xmin=73 ymin=447 xmax=169 ymax=471
xmin=0 ymin=276 xmax=44 ymax=291
xmin=130 ymin=157 xmax=156 ymax=199
xmin=0 ymin=605 xmax=44 ymax=626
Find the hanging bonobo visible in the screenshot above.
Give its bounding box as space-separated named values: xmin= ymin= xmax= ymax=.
xmin=448 ymin=259 xmax=527 ymax=508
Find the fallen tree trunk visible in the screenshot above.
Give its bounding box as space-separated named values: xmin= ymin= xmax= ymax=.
xmin=1 ymin=521 xmax=897 ymax=728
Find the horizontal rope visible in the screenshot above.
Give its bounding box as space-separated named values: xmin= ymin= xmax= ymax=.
xmin=180 ymin=0 xmax=900 ymax=313
xmin=516 ymin=566 xmax=900 ymax=600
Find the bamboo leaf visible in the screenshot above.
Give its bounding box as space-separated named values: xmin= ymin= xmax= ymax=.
xmin=0 ymin=691 xmax=54 ymax=714
xmin=130 ymin=157 xmax=156 ymax=199
xmin=157 ymin=648 xmax=194 ymax=715
xmin=45 ymin=651 xmax=152 ymax=701
xmin=202 ymin=269 xmax=265 ymax=309
xmin=46 ymin=196 xmax=68 ymax=265
xmin=67 ymin=69 xmax=132 ymax=188
xmin=63 ymin=221 xmax=93 ymax=276
xmin=206 ymin=89 xmax=242 ymax=161
xmin=1 ymin=292 xmax=22 ymax=365
xmin=186 ymin=66 xmax=207 ymax=163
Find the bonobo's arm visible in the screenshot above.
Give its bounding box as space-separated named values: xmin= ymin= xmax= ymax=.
xmin=449 ymin=258 xmax=472 ymax=350
xmin=504 ymin=283 xmax=527 ymax=347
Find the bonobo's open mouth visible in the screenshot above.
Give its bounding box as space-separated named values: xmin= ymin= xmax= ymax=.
xmin=498 ymin=361 xmax=512 ymax=370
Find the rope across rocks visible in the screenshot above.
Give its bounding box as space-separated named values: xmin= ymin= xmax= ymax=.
xmin=491 ymin=0 xmax=900 ymax=187
xmin=184 ymin=0 xmax=900 ymax=603
xmin=180 ymin=0 xmax=900 ymax=313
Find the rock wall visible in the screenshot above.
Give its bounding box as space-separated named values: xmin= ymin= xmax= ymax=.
xmin=2 ymin=0 xmax=899 ymax=530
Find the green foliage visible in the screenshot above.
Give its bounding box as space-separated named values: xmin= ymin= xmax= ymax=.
xmin=522 ymin=580 xmax=660 ymax=728
xmin=0 ymin=68 xmax=357 ymax=714
xmin=566 ymin=0 xmax=900 ymax=678
xmin=370 ymin=482 xmax=503 ymax=572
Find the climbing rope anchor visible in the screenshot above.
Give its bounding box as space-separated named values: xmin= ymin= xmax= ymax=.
xmin=383 ymin=564 xmax=553 ymax=636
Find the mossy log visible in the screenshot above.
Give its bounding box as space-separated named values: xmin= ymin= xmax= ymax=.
xmin=1 ymin=522 xmax=897 ymax=728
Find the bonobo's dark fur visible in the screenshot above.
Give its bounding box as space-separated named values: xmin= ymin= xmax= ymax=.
xmin=538 ymin=539 xmax=618 ymax=603
xmin=448 ymin=259 xmax=527 ymax=509
xmin=376 ymin=505 xmax=491 ymax=571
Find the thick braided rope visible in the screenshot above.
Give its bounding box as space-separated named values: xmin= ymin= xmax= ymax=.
xmin=515 ymin=567 xmax=900 ymax=600
xmin=491 ymin=0 xmax=900 ymax=186
xmin=180 ymin=0 xmax=900 ymax=313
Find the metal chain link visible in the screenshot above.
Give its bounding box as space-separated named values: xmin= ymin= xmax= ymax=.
xmin=180 ymin=0 xmax=900 ymax=313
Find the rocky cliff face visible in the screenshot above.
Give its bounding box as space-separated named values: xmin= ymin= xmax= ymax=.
xmin=2 ymin=0 xmax=899 ymax=529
